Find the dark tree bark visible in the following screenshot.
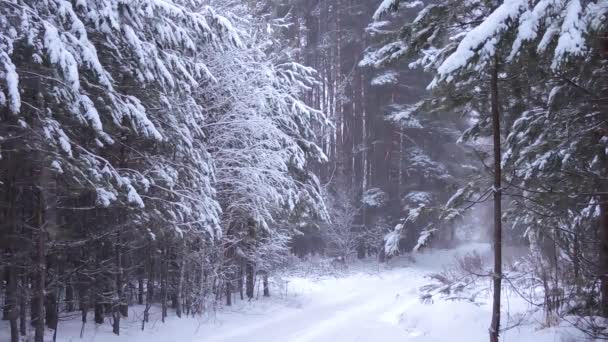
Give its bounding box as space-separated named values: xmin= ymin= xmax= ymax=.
xmin=160 ymin=248 xmax=168 ymax=323
xmin=65 ymin=278 xmax=75 ymax=312
xmin=238 ymin=264 xmax=244 ymax=300
xmin=148 ymin=245 xmax=155 ymax=301
xmin=263 ymin=272 xmax=270 ymax=297
xmin=138 ymin=278 xmax=144 ymax=305
xmin=599 ymin=194 xmax=608 ymax=316
xmin=7 ymin=264 xmax=19 ymax=342
xmin=45 ymin=291 xmax=58 ymax=330
xmin=176 ymin=257 xmax=185 ymax=317
xmin=2 ymin=268 xmax=9 ymax=321
xmin=78 ymin=279 xmax=89 ymax=338
xmin=599 ymin=31 xmax=608 ymax=318
xmin=4 ymin=179 xmax=19 ymax=342
xmin=225 ymin=279 xmax=232 ymax=306
xmin=489 ymin=61 xmax=503 ymax=342
xmin=246 ymin=221 xmax=256 ymax=300
xmin=34 ymin=192 xmax=46 ymax=342
xmin=246 ymin=262 xmax=254 ymax=300
xmin=113 ymin=232 xmax=123 ymax=335
xmin=94 ymin=298 xmax=104 ymax=324
xmin=144 ymin=246 xmax=154 ymax=326
xmin=19 ymin=272 xmax=27 ymax=337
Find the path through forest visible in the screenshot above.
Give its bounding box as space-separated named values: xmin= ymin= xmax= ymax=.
xmin=2 ymin=244 xmax=582 ymax=342
xmin=200 ymin=243 xmax=580 ymax=342
xmin=203 ymin=265 xmax=423 ymax=342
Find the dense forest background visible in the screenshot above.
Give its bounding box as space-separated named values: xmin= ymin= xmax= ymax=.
xmin=280 ymin=0 xmax=474 ymax=258
xmin=1 ymin=0 xmax=608 ymax=341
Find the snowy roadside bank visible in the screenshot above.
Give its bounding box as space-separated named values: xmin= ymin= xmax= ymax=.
xmin=1 ymin=244 xmax=588 ymax=341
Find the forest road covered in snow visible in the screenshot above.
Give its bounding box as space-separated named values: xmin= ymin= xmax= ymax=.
xmin=202 ymin=258 xmax=443 ymax=342
xmin=15 ymin=244 xmax=576 ymax=342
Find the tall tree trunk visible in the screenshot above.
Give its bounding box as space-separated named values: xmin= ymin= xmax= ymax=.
xmin=489 ymin=61 xmax=503 ymax=342
xmin=148 ymin=244 xmax=155 ymax=301
xmin=599 ymin=194 xmax=608 ymax=316
xmin=176 ymin=256 xmax=185 ymax=317
xmin=45 ymin=291 xmax=58 ymax=330
xmin=245 ymin=262 xmax=254 ymax=300
xmin=246 ymin=221 xmax=255 ymax=300
xmin=113 ymin=231 xmax=123 ymax=336
xmin=77 ymin=275 xmax=88 ymax=336
xmin=198 ymin=255 xmax=207 ymax=314
xmin=263 ymin=272 xmax=270 ymax=297
xmin=3 ymin=268 xmax=10 ymax=320
xmin=34 ymin=191 xmax=46 ymax=342
xmin=573 ymin=228 xmax=582 ymax=293
xmin=599 ymin=30 xmax=608 ymax=318
xmin=238 ymin=263 xmax=244 ymax=300
xmin=19 ymin=272 xmax=27 ymax=337
xmin=161 ymin=248 xmax=168 ymax=323
xmin=225 ymin=279 xmax=232 ymax=306
xmin=138 ymin=278 xmax=144 ymax=306
xmin=94 ymin=297 xmax=104 ymax=324
xmin=45 ymin=254 xmax=58 ymax=331
xmin=65 ymin=277 xmax=75 ymax=312
xmin=144 ymin=245 xmax=154 ymax=325
xmin=7 ymin=264 xmax=19 ymax=342
xmin=5 ymin=180 xmax=19 ymax=342
xmin=94 ymin=240 xmax=105 ymax=326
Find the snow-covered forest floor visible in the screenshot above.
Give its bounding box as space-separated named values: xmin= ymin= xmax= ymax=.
xmin=1 ymin=244 xmax=587 ymax=342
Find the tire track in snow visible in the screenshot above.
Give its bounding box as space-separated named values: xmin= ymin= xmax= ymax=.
xmin=203 ymin=268 xmax=425 ymax=342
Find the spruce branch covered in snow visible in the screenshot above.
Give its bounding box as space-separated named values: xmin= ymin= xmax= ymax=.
xmin=0 ymin=0 xmax=329 ymax=339
xmin=370 ymin=0 xmax=608 ymax=338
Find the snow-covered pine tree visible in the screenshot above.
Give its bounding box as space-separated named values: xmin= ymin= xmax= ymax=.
xmin=372 ymin=0 xmax=608 ymax=338
xmin=0 ymin=0 xmax=328 ymax=339
xmin=202 ymin=3 xmax=328 ymax=301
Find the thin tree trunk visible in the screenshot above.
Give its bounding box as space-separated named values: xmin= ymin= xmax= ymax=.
xmin=138 ymin=278 xmax=144 ymax=305
xmin=52 ymin=287 xmax=59 ymax=342
xmin=5 ymin=180 xmax=19 ymax=342
xmin=45 ymin=291 xmax=58 ymax=330
xmin=198 ymin=256 xmax=207 ymax=314
xmin=34 ymin=192 xmax=46 ymax=342
xmin=263 ymin=272 xmax=270 ymax=297
xmin=573 ymin=228 xmax=582 ymax=293
xmin=3 ymin=268 xmax=9 ymax=320
xmin=19 ymin=272 xmax=27 ymax=337
xmin=45 ymin=254 xmax=58 ymax=331
xmin=65 ymin=277 xmax=75 ymax=312
xmin=94 ymin=241 xmax=105 ymax=327
xmin=113 ymin=231 xmax=123 ymax=335
xmin=77 ymin=277 xmax=88 ymax=336
xmin=600 ymin=31 xmax=608 ymax=317
xmin=94 ymin=298 xmax=104 ymax=324
xmin=185 ymin=267 xmax=191 ymax=316
xmin=176 ymin=256 xmax=185 ymax=317
xmin=599 ymin=194 xmax=608 ymax=316
xmin=144 ymin=245 xmax=153 ymax=326
xmin=489 ymin=60 xmax=503 ymax=342
xmin=8 ymin=264 xmax=19 ymax=342
xmin=225 ymin=279 xmax=232 ymax=306
xmin=148 ymin=244 xmax=155 ymax=301
xmin=246 ymin=221 xmax=255 ymax=300
xmin=246 ymin=262 xmax=254 ymax=300
xmin=238 ymin=264 xmax=244 ymax=301
xmin=161 ymin=248 xmax=168 ymax=323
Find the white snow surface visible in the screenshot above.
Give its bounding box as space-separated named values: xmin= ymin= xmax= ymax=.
xmin=1 ymin=244 xmax=586 ymax=342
